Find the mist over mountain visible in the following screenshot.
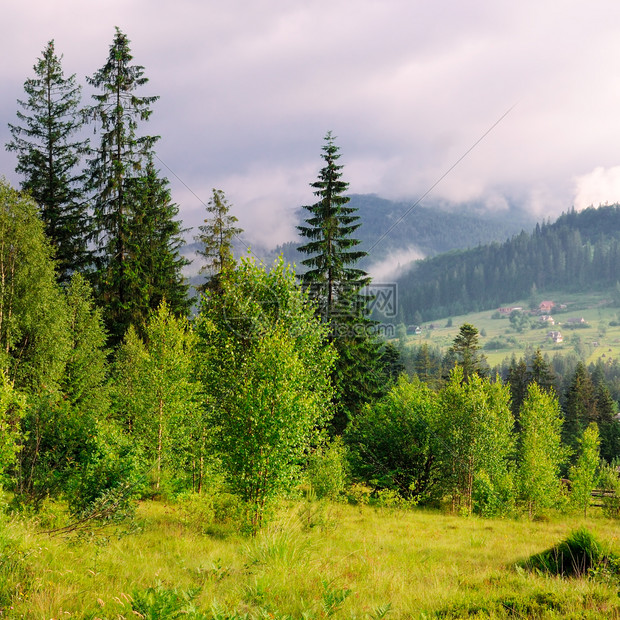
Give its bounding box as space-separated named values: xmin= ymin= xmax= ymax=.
xmin=203 ymin=194 xmax=535 ymax=277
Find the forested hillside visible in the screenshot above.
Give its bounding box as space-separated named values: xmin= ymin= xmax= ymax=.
xmin=250 ymin=194 xmax=535 ymax=272
xmin=397 ymin=204 xmax=620 ymax=322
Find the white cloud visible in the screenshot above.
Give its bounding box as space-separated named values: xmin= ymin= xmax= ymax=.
xmin=574 ymin=166 xmax=620 ymax=210
xmin=367 ymin=247 xmax=425 ymax=282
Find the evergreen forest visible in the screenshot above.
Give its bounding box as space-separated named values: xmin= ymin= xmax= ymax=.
xmin=396 ymin=205 xmax=620 ymax=321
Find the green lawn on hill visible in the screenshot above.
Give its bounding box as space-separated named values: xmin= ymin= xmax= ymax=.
xmin=400 ymin=291 xmax=620 ymax=368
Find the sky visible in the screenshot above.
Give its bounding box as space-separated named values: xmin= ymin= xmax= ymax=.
xmin=3 ymin=0 xmax=620 ymax=253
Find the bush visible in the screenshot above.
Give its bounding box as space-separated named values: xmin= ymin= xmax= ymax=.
xmin=519 ymin=528 xmax=618 ymax=577
xmin=483 ymin=338 xmax=507 ymax=351
xmin=306 ymin=437 xmax=348 ymax=501
xmin=176 ymin=489 xmax=244 ymax=534
xmin=345 ymin=376 xmax=440 ymax=502
xmin=345 ymin=483 xmax=372 ymax=506
xmin=64 ymin=423 xmax=143 ymax=519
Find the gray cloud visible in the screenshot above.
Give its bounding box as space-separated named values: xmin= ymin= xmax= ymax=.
xmin=3 ymin=1 xmax=620 ymax=248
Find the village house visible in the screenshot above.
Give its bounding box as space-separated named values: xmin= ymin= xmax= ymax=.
xmin=547 ymin=330 xmax=563 ymax=343
xmin=539 ymin=315 xmax=555 ymax=325
xmin=539 ymin=300 xmax=555 ymax=314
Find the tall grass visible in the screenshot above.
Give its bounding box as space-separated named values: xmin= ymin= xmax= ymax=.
xmin=1 ymin=500 xmax=620 ymax=618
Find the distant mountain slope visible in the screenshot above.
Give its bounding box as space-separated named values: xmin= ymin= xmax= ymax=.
xmin=263 ymin=194 xmax=535 ymax=272
xmin=396 ymin=204 xmax=620 ymax=322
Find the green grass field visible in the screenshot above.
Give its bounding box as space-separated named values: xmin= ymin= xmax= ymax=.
xmin=2 ymin=499 xmax=620 ymax=618
xmin=400 ymin=291 xmax=620 ymax=368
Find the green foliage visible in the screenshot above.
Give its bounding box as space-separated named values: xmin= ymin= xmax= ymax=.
xmin=320 ymin=580 xmax=352 ymax=617
xmin=517 ymin=383 xmax=566 ymax=518
xmin=113 ymin=302 xmax=202 ymax=494
xmin=305 ymin=437 xmax=348 ymax=501
xmin=85 ymin=27 xmax=166 ymax=345
xmin=563 ymin=362 xmax=599 ymax=458
xmin=448 ymin=323 xmax=487 ymax=380
xmin=437 ymin=368 xmax=514 ymax=515
xmin=598 ymin=462 xmax=620 ymax=518
xmin=62 ymin=273 xmax=109 ymax=418
xmin=0 ymin=520 xmax=33 ymax=610
xmin=132 ymin=584 xmax=204 ymax=619
xmin=569 ymin=423 xmax=600 ymax=517
xmin=0 ymin=180 xmax=70 ymax=390
xmin=345 ymin=376 xmax=439 ymax=502
xmin=0 ymin=372 xmax=24 ymax=486
xmin=6 ymin=40 xmax=90 ymax=280
xmin=65 ymin=422 xmax=143 ymax=517
xmin=196 ymin=257 xmax=335 ymax=532
xmin=297 ymin=132 xmax=368 ymax=320
xmin=123 ymin=156 xmax=191 ymax=326
xmin=397 ymin=204 xmax=620 ymax=322
xmin=14 ymin=392 xmax=98 ymax=507
xmin=176 ymin=490 xmax=244 ymax=534
xmin=520 ymin=528 xmax=618 ymax=578
xmin=297 ymin=132 xmax=387 ymax=433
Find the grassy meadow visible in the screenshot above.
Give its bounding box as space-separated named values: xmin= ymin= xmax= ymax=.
xmin=400 ymin=290 xmax=620 ymax=368
xmin=2 ymin=499 xmax=620 ymax=618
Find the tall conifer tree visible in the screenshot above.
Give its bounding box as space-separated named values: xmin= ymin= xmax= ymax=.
xmin=563 ymin=362 xmax=598 ymax=458
xmin=298 ymin=131 xmax=369 ymax=326
xmin=6 ymin=40 xmax=89 ymax=281
xmin=85 ymin=28 xmax=187 ymax=343
xmin=124 ymin=156 xmax=190 ymax=328
xmin=298 ymin=132 xmax=392 ymax=433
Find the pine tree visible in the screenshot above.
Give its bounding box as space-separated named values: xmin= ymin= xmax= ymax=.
xmin=298 ymin=131 xmax=369 ymax=326
xmin=449 ymin=323 xmax=487 ymax=382
xmin=84 ymin=27 xmax=161 ymax=344
xmin=194 ymin=188 xmax=243 ymax=293
xmin=124 ymin=156 xmax=190 ymax=329
xmin=563 ymin=362 xmax=598 ymax=458
xmin=6 ymin=40 xmax=90 ymax=281
xmin=529 ymin=348 xmax=556 ymax=393
xmin=297 ymin=132 xmax=390 ymax=433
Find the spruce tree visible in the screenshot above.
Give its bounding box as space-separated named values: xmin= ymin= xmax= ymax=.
xmin=529 ymin=348 xmax=556 ymax=394
xmin=194 ymin=188 xmax=243 ymax=293
xmin=448 ymin=323 xmax=487 ymax=382
xmin=298 ymin=132 xmax=391 ymax=433
xmin=563 ymin=362 xmax=598 ymax=458
xmin=85 ymin=28 xmax=186 ymax=344
xmin=298 ymin=131 xmax=369 ymax=326
xmin=6 ymin=40 xmax=90 ymax=281
xmin=124 ymin=156 xmax=190 ymax=328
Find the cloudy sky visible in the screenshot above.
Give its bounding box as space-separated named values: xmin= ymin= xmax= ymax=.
xmin=3 ymin=1 xmax=620 ymax=249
